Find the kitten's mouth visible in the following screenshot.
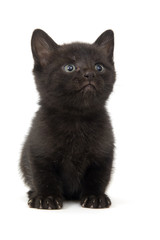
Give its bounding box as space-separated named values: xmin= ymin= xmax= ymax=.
xmin=80 ymin=83 xmax=96 ymax=91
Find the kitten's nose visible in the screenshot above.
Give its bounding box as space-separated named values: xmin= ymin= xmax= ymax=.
xmin=83 ymin=71 xmax=95 ymax=80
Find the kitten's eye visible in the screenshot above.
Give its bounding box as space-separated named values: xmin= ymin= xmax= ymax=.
xmin=64 ymin=64 xmax=76 ymax=72
xmin=95 ymin=64 xmax=104 ymax=72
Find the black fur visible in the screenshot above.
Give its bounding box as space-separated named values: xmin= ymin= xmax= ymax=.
xmin=20 ymin=29 xmax=116 ymax=209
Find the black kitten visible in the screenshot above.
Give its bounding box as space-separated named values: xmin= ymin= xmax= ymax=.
xmin=20 ymin=29 xmax=116 ymax=209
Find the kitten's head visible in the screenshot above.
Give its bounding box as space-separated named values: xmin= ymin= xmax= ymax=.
xmin=31 ymin=29 xmax=115 ymax=112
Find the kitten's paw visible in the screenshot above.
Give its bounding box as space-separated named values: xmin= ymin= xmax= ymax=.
xmin=81 ymin=194 xmax=111 ymax=209
xmin=28 ymin=196 xmax=63 ymax=210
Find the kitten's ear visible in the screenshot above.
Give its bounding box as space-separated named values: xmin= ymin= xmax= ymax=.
xmin=31 ymin=29 xmax=59 ymax=67
xmin=94 ymin=30 xmax=114 ymax=59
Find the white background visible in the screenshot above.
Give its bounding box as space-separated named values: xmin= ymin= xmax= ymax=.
xmin=0 ymin=0 xmax=160 ymax=239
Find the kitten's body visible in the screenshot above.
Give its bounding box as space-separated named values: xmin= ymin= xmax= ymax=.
xmin=20 ymin=29 xmax=116 ymax=209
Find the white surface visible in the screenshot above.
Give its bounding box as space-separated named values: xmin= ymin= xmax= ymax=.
xmin=0 ymin=0 xmax=160 ymax=239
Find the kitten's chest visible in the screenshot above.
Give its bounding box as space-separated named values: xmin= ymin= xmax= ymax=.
xmin=50 ymin=118 xmax=94 ymax=165
xmin=60 ymin=122 xmax=90 ymax=164
xmin=46 ymin=112 xmax=108 ymax=161
xmin=53 ymin=117 xmax=91 ymax=149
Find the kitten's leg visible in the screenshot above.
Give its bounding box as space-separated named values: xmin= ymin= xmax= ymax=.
xmin=27 ymin=157 xmax=63 ymax=210
xmin=80 ymin=152 xmax=113 ymax=209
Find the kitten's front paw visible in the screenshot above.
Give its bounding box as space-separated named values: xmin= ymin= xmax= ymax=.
xmin=81 ymin=194 xmax=111 ymax=209
xmin=28 ymin=196 xmax=63 ymax=210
